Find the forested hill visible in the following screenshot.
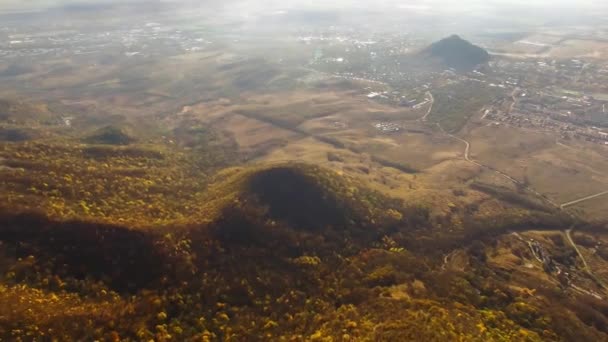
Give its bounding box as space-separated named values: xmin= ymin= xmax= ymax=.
xmin=423 ymin=35 xmax=490 ymax=70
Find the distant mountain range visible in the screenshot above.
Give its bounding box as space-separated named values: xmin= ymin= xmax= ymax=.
xmin=422 ymin=35 xmax=490 ymax=70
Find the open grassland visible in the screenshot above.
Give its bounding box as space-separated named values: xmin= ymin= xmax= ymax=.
xmin=548 ymin=39 xmax=608 ymax=59
xmin=464 ymin=124 xmax=608 ymax=217
xmin=567 ymin=198 xmax=608 ymax=222
xmin=490 ymin=33 xmax=608 ymax=59
xmin=357 ymin=131 xmax=463 ymax=170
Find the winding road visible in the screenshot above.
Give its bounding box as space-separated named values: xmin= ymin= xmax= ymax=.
xmin=495 ymin=89 xmax=607 ymax=211
xmin=420 ymin=92 xmax=434 ymax=122
xmin=431 ymin=102 xmax=608 ymax=292
xmin=441 ymin=250 xmax=456 ymax=271
xmin=434 ymin=121 xmax=560 ymax=208
xmin=565 ymin=229 xmax=591 ymax=273
xmin=508 ymin=88 xmax=519 ymax=114
xmin=429 ymin=93 xmax=608 ymax=292
xmin=565 ymin=228 xmax=608 ymax=291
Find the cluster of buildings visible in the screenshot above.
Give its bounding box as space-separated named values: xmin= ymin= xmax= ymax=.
xmin=303 ymin=29 xmax=442 ymax=89
xmin=484 ymin=87 xmax=608 ymax=146
xmin=373 ymin=122 xmax=402 ymax=133
xmin=0 ymin=22 xmax=211 ymax=61
xmin=523 ymin=235 xmax=603 ymax=299
xmin=301 ymin=27 xmax=608 ymax=150
xmin=476 ymin=57 xmax=608 ymax=146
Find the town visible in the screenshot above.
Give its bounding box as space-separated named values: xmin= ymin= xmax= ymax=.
xmin=0 ymin=21 xmax=212 ymax=63
xmin=293 ymin=26 xmax=608 ymax=144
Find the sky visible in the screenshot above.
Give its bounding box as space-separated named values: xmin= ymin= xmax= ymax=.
xmin=0 ymin=0 xmax=604 ymax=8
xmin=1 ymin=0 xmax=606 ymax=13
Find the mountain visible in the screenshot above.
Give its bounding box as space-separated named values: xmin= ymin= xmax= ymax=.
xmin=3 ymin=161 xmax=608 ymax=341
xmin=422 ymin=35 xmax=490 ymax=70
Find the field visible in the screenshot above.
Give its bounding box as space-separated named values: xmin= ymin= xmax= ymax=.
xmin=489 ymin=32 xmax=608 ymax=59
xmin=548 ymin=39 xmax=608 ymax=59
xmin=427 ymin=80 xmax=500 ymax=133
xmin=463 ymin=123 xmax=608 ymax=209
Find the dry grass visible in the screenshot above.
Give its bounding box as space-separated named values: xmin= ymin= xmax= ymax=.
xmin=465 ymin=124 xmax=608 ymax=207
xmin=548 ymin=39 xmax=608 ymax=58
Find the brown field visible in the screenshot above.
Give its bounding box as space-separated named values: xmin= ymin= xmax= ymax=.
xmin=2 ymin=40 xmax=606 ymax=224
xmin=492 ymin=33 xmax=608 ymax=59
xmin=567 ymin=197 xmax=608 ymax=221
xmin=219 ymin=113 xmax=299 ymax=150
xmin=358 ymin=131 xmax=463 ymax=170
xmin=548 ymin=39 xmax=608 ymax=58
xmin=464 ymin=124 xmax=608 ymax=214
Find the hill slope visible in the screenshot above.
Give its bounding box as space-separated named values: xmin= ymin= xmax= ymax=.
xmin=2 ymin=162 xmax=608 ymax=340
xmin=423 ymin=35 xmax=490 ymax=70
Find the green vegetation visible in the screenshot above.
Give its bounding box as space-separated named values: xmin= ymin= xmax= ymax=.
xmin=0 ymin=127 xmax=237 ymax=227
xmin=423 ymin=35 xmax=491 ymax=71
xmin=428 ymin=80 xmax=500 ymax=133
xmin=0 ymin=127 xmax=37 ymax=142
xmin=371 ymin=155 xmax=419 ymax=174
xmin=83 ymin=125 xmax=137 ymax=145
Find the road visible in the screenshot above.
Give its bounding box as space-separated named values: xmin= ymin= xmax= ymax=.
xmin=554 ymin=139 xmax=608 ymax=210
xmin=507 ymin=88 xmax=519 ymax=114
xmin=453 ymin=111 xmax=608 ymax=290
xmin=300 ymin=67 xmax=389 ymax=86
xmin=436 ymin=123 xmax=507 ymax=177
xmin=566 ymin=229 xmax=591 ymax=273
xmin=512 ymin=231 xmax=605 ymax=297
xmin=435 ymin=122 xmax=560 ymax=208
xmin=488 ymin=51 xmax=549 ymax=59
xmin=574 ymin=63 xmax=590 ymax=84
xmin=420 ymin=92 xmax=434 ymax=122
xmin=560 ymin=190 xmax=608 ymax=209
xmin=441 ymin=250 xmax=456 ymax=271
xmin=555 ymin=139 xmax=577 ymax=151
xmin=565 ymin=229 xmax=608 ymax=291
